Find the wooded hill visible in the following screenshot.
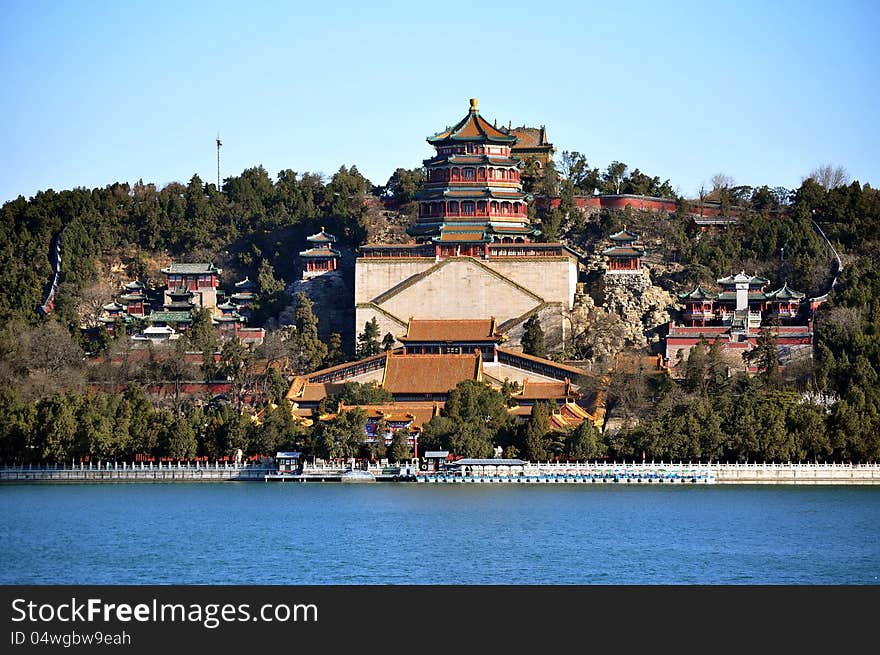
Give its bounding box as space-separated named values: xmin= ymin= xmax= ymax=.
xmin=1 ymin=159 xmax=879 ymax=463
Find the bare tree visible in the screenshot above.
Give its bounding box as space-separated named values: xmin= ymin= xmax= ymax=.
xmin=77 ymin=280 xmax=116 ymax=328
xmin=255 ymin=328 xmax=289 ymax=370
xmin=710 ymin=173 xmax=735 ymax=193
xmin=25 ymin=321 xmax=84 ymax=378
xmin=8 ymin=321 xmax=87 ymax=400
xmin=698 ymin=184 xmax=707 ymax=216
xmin=806 ymin=164 xmax=849 ymax=190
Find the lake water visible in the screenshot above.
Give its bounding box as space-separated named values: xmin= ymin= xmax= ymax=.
xmin=1 ymin=484 xmax=878 ymax=584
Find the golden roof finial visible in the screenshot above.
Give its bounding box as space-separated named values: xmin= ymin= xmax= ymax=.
xmin=469 ymin=98 xmax=478 ymax=112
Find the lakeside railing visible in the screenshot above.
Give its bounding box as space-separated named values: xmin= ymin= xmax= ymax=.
xmin=0 ymin=461 xmax=272 ymax=471
xmin=0 ymin=460 xmax=274 ymax=482
xmin=3 ymin=461 xmax=880 ymax=472
xmin=2 ymin=461 xmax=879 ymax=483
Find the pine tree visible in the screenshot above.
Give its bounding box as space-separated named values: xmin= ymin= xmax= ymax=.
xmin=565 ymin=420 xmax=606 ymax=460
xmin=188 ymin=307 xmax=218 ymax=356
xmin=381 ymin=332 xmax=396 ymax=351
xmin=521 ymin=315 xmax=546 ymax=357
xmin=523 ymin=402 xmax=550 ymax=461
xmin=324 ymin=333 xmax=345 ymax=367
xmin=390 ymin=428 xmax=412 ymax=462
xmin=288 ymin=292 xmax=328 ymax=373
xmin=255 ymin=260 xmax=286 ymax=321
xmin=752 ymin=329 xmax=781 ymax=387
xmin=164 ymin=418 xmax=197 ymax=459
xmin=356 ymin=317 xmax=381 ymax=358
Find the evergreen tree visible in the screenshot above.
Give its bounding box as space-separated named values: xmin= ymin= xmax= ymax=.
xmin=164 ymin=417 xmax=197 ymax=459
xmin=565 ymin=421 xmax=606 ymax=460
xmin=383 ymin=167 xmax=426 ymax=205
xmin=752 ymin=329 xmax=781 ymax=388
xmin=316 ymin=409 xmax=366 ymax=460
xmin=263 ymin=367 xmax=289 ymax=405
xmin=188 ymin=307 xmax=219 ymax=357
xmin=370 ymin=421 xmax=388 ymax=460
xmin=324 ymin=332 xmax=345 ymax=367
xmin=252 ymin=401 xmax=297 ymax=455
xmin=381 ymin=332 xmax=396 ymax=351
xmin=338 ymin=381 xmax=392 ymax=405
xmin=536 ymin=160 xmax=560 ymax=196
xmin=390 ymin=428 xmax=412 ymax=462
xmin=0 ymin=388 xmax=35 ymax=463
xmin=35 ymin=396 xmax=77 ymax=462
xmin=523 ymin=402 xmax=550 ymax=461
xmin=356 ymin=318 xmax=381 ymax=358
xmin=254 ymin=260 xmax=287 ymax=322
xmin=540 ymin=208 xmax=564 ymax=242
xmin=288 ymin=292 xmax=328 ymax=373
xmin=421 ymin=381 xmax=509 ymax=458
xmin=521 ymin=315 xmax=546 ymax=357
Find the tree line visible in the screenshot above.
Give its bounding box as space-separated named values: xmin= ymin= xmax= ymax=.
xmin=0 ymin=164 xmax=375 ymax=332
xmin=602 ymin=177 xmax=880 ymax=462
xmin=2 ymin=150 xmax=878 ymax=463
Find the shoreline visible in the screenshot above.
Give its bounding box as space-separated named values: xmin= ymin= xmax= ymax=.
xmin=2 ymin=462 xmax=879 ymax=485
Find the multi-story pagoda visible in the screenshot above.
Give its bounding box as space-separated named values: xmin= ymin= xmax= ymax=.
xmin=355 ymin=100 xmax=580 ymax=352
xmin=411 ymin=98 xmax=537 ymax=253
xmin=679 ymin=285 xmax=717 ymax=327
xmin=119 ymin=281 xmax=149 ymax=317
xmin=98 ymin=301 xmax=129 ymax=337
xmin=163 ymin=288 xmax=196 ymax=313
xmin=603 ymin=228 xmax=645 ymax=274
xmin=765 ymin=283 xmax=806 ymax=320
xmin=96 ymin=280 xmax=151 ymax=336
xmin=299 ymin=228 xmax=341 ymax=278
xmin=230 ymin=277 xmax=255 ymax=312
xmin=715 ymin=271 xmax=770 ymax=330
xmin=214 ymin=307 xmax=247 ymax=337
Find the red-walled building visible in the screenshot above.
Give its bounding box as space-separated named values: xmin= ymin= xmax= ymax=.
xmin=412 ymin=98 xmax=536 ymax=249
xmin=300 ymin=227 xmax=341 ymax=278
xmin=160 ymin=262 xmax=220 ymax=306
xmin=603 ymin=227 xmax=645 ymax=274
xmin=666 ymin=271 xmax=814 ymax=376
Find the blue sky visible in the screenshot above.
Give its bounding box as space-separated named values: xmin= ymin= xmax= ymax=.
xmin=2 ymin=0 xmax=878 ymax=204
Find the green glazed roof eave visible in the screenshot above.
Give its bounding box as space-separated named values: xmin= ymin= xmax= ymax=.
xmin=678 ymin=285 xmax=718 ymax=300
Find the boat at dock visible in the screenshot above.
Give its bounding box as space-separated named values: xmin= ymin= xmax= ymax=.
xmin=340 ymin=469 xmax=376 ymax=483
xmin=416 ymin=467 xmax=717 ymax=484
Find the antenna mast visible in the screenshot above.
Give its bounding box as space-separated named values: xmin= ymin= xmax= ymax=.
xmin=216 ymin=133 xmax=222 ymax=190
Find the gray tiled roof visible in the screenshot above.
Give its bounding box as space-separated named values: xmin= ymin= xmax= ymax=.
xmin=161 ymin=263 xmax=222 ymax=275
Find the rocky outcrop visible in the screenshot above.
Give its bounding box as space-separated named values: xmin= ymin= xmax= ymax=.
xmin=568 ymin=266 xmax=675 ymax=365
xmin=364 ymin=207 xmax=413 ymax=244
xmin=286 ymin=247 xmax=355 ymax=345
xmin=568 ymin=290 xmax=627 ymax=365
xmin=601 ymin=269 xmax=674 ymax=348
